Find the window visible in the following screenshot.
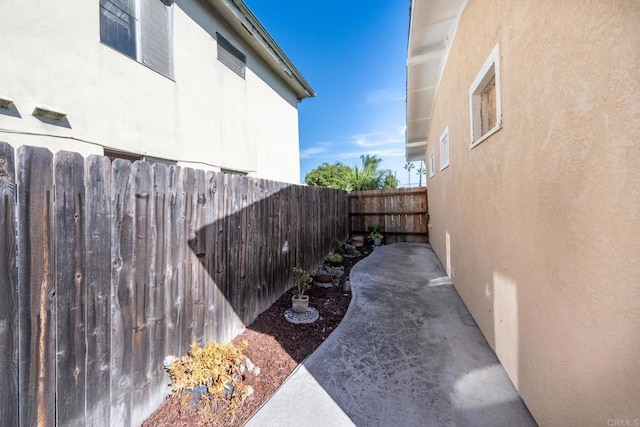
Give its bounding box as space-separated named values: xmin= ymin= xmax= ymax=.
xmin=100 ymin=0 xmax=174 ymax=78
xmin=104 ymin=148 xmax=142 ymax=163
xmin=428 ymin=151 xmax=435 ymax=177
xmin=220 ymin=168 xmax=248 ymax=176
xmin=469 ymin=44 xmax=501 ymax=148
xmin=217 ymin=33 xmax=247 ymax=78
xmin=440 ymin=127 xmax=449 ymax=170
xmin=104 ymin=149 xmax=177 ymax=166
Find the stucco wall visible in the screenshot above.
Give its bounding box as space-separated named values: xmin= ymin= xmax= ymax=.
xmin=0 ymin=0 xmax=301 ymax=183
xmin=425 ymin=0 xmax=640 ymax=425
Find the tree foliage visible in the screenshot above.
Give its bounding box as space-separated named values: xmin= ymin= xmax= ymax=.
xmin=382 ymin=173 xmax=399 ymax=189
xmin=305 ymin=155 xmax=398 ymax=192
xmin=304 ymin=162 xmax=352 ymax=189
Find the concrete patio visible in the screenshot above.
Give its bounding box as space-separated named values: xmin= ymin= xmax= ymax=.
xmin=246 ymin=243 xmax=536 ymax=426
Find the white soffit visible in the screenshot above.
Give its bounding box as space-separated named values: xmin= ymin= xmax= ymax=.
xmin=406 ymin=0 xmax=465 ymax=161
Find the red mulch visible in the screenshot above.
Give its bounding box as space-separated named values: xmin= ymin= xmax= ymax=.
xmin=143 ymin=245 xmax=373 ymax=427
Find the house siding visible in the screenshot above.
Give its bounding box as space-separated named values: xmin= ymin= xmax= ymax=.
xmin=0 ymin=0 xmax=301 ymax=183
xmin=425 ymin=1 xmax=640 ymax=425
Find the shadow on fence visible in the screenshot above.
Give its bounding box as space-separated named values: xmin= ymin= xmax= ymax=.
xmin=0 ymin=142 xmax=348 ymax=427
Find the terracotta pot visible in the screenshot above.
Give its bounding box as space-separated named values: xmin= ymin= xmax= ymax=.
xmin=291 ymin=295 xmax=309 ymax=313
xmin=351 ymin=236 xmax=364 ymax=247
xmin=314 ymin=274 xmax=334 ymax=283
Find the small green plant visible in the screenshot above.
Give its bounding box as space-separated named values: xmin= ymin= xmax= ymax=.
xmin=371 ymin=231 xmax=383 ymax=241
xmin=367 ymin=224 xmax=385 ymax=234
xmin=292 ymin=267 xmax=312 ymax=297
xmin=163 ymin=340 xmax=260 ymax=415
xmin=324 ymin=252 xmax=343 ymax=264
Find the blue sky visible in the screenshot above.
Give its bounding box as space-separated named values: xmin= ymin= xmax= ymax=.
xmin=245 ymin=1 xmax=426 ymax=187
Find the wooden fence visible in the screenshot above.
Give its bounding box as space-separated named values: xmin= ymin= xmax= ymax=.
xmin=0 ymin=142 xmax=348 ymax=427
xmin=349 ymin=187 xmax=428 ymax=243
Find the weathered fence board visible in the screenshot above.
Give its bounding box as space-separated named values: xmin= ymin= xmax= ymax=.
xmin=85 ymin=155 xmax=112 ymax=426
xmin=150 ymin=163 xmax=169 ymax=413
xmin=131 ymin=161 xmax=153 ymax=426
xmin=17 ymin=146 xmax=56 ymax=427
xmin=111 ymin=159 xmax=135 ymax=427
xmin=55 ymin=151 xmax=87 ymax=426
xmin=349 ymin=188 xmax=428 ymax=243
xmin=0 ymin=142 xmax=18 ymax=426
xmin=3 ymin=144 xmax=349 ymax=426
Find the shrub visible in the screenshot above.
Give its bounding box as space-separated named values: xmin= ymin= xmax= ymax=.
xmin=164 ymin=340 xmax=259 ymax=414
xmin=324 ymin=252 xmax=343 ymax=264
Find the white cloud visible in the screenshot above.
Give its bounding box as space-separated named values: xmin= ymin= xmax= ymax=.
xmin=351 ymin=127 xmax=407 ymax=148
xmin=300 ymin=145 xmax=327 ymax=159
xmin=336 ymin=147 xmax=405 ymax=160
xmin=366 ymin=89 xmax=405 ymax=105
xmin=300 ymin=125 xmax=408 ymax=183
xmin=353 ymin=132 xmax=403 ymax=148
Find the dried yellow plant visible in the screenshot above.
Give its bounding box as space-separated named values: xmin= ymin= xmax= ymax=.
xmin=164 ymin=340 xmax=256 ymax=413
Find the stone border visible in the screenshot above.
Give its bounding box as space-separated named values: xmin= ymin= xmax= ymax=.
xmin=284 ymin=307 xmax=319 ymax=324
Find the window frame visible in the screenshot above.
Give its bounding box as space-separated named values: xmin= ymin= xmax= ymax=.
xmin=428 ymin=151 xmax=435 ymax=178
xmin=439 ymin=127 xmax=450 ymax=171
xmin=469 ymin=44 xmax=501 ymax=149
xmin=100 ymin=0 xmax=174 ymax=79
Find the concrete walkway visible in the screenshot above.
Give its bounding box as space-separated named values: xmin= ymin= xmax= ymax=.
xmin=246 ymin=243 xmax=536 ymax=427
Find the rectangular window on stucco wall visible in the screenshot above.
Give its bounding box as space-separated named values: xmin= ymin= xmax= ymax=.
xmin=440 ymin=127 xmax=450 ymax=170
xmin=469 ymin=44 xmax=502 ymax=148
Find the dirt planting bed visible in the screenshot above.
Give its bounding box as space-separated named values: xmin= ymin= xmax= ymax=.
xmin=143 ymin=245 xmax=373 ymax=426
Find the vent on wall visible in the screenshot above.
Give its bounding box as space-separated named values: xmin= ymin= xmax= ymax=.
xmin=0 ymin=96 xmax=14 ymax=109
xmin=216 ymin=32 xmax=246 ymax=79
xmin=33 ymin=106 xmax=67 ymax=121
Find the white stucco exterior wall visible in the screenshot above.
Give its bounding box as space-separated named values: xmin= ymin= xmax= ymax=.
xmin=0 ymin=0 xmax=302 ymax=183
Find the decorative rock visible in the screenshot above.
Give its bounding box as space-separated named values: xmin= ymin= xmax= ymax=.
xmin=313 ymin=280 xmax=334 ymax=288
xmin=284 ymin=307 xmax=319 ymax=324
xmin=340 ymin=243 xmax=360 ymax=258
xmin=343 ymin=280 xmax=351 ymax=292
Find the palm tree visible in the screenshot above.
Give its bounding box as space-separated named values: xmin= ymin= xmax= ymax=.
xmin=404 ymin=162 xmax=415 ymax=187
xmin=348 ymin=154 xmax=389 ymax=191
xmin=416 ymin=161 xmax=426 ymax=187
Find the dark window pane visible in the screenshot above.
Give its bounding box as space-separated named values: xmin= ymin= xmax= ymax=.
xmin=100 ymin=0 xmax=137 ymax=59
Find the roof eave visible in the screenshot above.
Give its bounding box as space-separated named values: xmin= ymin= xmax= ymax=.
xmin=405 ymin=0 xmax=466 ymax=161
xmin=209 ymin=0 xmax=316 ymax=100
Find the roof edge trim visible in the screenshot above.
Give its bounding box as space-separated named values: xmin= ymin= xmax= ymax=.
xmin=225 ymin=0 xmax=316 ymax=100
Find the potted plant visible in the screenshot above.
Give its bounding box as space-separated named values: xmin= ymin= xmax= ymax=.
xmin=312 ymin=264 xmax=343 ymax=287
xmin=371 ymin=231 xmax=384 ymax=246
xmin=291 ymin=267 xmax=312 ymax=313
xmin=324 ymin=251 xmax=343 ymax=266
